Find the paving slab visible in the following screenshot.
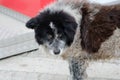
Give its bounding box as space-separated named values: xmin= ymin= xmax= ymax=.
xmin=0 ymin=56 xmax=120 ymax=80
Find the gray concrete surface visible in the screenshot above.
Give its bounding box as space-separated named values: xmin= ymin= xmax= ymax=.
xmin=0 ymin=56 xmax=70 ymax=80
xmin=0 ymin=52 xmax=120 ymax=80
xmin=0 ymin=6 xmax=38 ymax=59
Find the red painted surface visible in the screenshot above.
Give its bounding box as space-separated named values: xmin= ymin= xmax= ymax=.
xmin=0 ymin=0 xmax=55 ymax=17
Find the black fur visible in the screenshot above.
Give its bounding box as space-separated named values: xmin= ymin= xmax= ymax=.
xmin=26 ymin=10 xmax=78 ymax=46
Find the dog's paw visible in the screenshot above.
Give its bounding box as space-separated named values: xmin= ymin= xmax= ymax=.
xmin=26 ymin=18 xmax=38 ymax=29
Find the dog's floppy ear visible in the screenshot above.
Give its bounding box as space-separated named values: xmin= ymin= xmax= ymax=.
xmin=26 ymin=17 xmax=39 ymax=29
xmin=64 ymin=22 xmax=77 ymax=45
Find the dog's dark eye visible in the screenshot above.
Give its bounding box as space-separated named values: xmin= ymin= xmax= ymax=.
xmin=47 ymin=34 xmax=53 ymax=39
xmin=58 ymin=34 xmax=62 ymax=38
xmin=58 ymin=34 xmax=64 ymax=40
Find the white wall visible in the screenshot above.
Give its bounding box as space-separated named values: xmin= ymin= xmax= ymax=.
xmin=89 ymin=0 xmax=118 ymax=4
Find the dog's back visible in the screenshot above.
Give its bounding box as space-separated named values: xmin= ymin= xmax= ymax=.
xmin=62 ymin=2 xmax=120 ymax=60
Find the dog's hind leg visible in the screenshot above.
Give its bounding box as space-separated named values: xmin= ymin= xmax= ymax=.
xmin=69 ymin=57 xmax=88 ymax=80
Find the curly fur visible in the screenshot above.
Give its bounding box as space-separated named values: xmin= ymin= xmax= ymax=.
xmin=62 ymin=2 xmax=120 ymax=60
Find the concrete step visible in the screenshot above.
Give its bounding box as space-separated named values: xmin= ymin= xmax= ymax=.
xmin=0 ymin=57 xmax=70 ymax=80
xmin=0 ymin=6 xmax=39 ymax=59
xmin=19 ymin=50 xmax=120 ymax=80
xmin=0 ymin=32 xmax=38 ymax=59
xmin=0 ymin=56 xmax=120 ymax=80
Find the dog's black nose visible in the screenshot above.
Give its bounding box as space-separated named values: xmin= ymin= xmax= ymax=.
xmin=54 ymin=49 xmax=60 ymax=55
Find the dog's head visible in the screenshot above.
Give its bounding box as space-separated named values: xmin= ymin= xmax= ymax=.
xmin=26 ymin=1 xmax=81 ymax=55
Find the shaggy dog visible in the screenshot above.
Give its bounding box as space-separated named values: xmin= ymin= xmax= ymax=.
xmin=26 ymin=0 xmax=120 ymax=80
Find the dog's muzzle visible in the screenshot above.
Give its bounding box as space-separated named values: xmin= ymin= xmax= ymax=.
xmin=50 ymin=39 xmax=65 ymax=55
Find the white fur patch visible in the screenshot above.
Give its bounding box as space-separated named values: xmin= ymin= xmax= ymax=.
xmin=41 ymin=1 xmax=82 ymax=24
xmin=49 ymin=22 xmax=55 ymax=29
xmin=96 ymin=28 xmax=120 ymax=59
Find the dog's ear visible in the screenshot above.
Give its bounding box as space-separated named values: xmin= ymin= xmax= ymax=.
xmin=26 ymin=17 xmax=39 ymax=29
xmin=64 ymin=22 xmax=77 ymax=45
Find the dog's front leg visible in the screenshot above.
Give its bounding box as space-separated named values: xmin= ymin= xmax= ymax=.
xmin=69 ymin=57 xmax=88 ymax=80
